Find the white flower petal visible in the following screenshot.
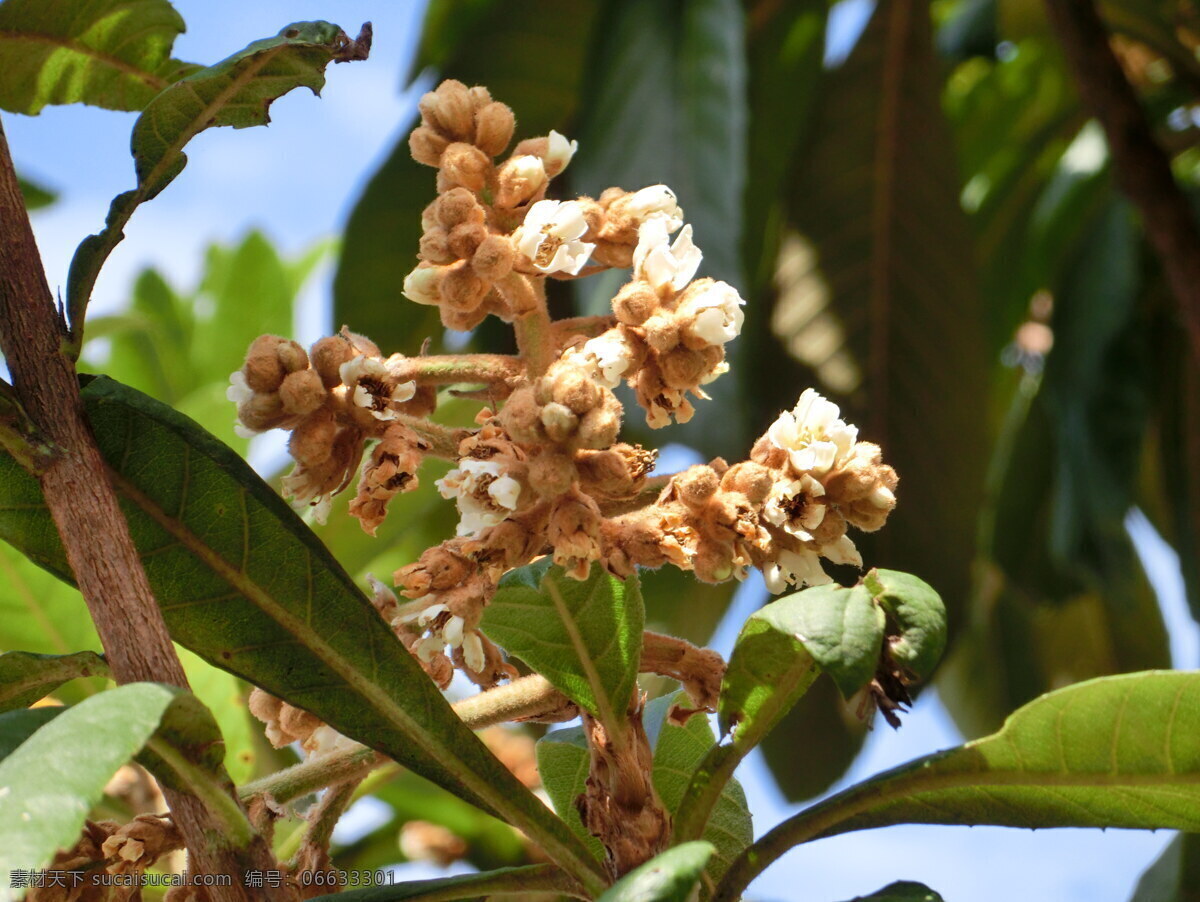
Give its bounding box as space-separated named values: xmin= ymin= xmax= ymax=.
xmin=462 ymin=631 xmax=485 ymax=673
xmin=226 ymin=370 xmax=254 ymax=404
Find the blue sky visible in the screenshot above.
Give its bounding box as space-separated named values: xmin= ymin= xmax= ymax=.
xmin=5 ymin=2 xmax=1195 ymax=900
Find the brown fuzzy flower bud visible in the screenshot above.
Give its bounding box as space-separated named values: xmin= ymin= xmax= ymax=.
xmin=467 ymin=85 xmax=493 ymax=108
xmin=528 ymin=448 xmax=577 ymax=498
xmin=809 ymin=507 xmax=848 ymax=545
xmin=693 ymin=542 xmax=736 ymax=584
xmin=310 ymin=335 xmax=354 ymax=388
xmin=660 ymin=348 xmax=712 ymax=390
xmin=720 ymin=461 xmax=773 ymax=504
xmin=436 ymin=187 xmax=485 ymax=228
xmin=277 ymin=368 xmax=327 ymax=417
xmin=441 ymin=260 xmax=489 ymax=312
xmin=473 ymin=101 xmax=515 ymax=157
xmin=237 ymin=392 xmax=289 ymax=431
xmin=577 ymin=400 xmax=621 ymax=449
xmin=243 ymin=334 xmax=301 ymax=392
xmin=410 ymin=125 xmax=450 ymax=167
xmin=404 ymin=264 xmax=444 ymax=306
xmin=612 ymin=281 xmax=660 ymax=326
xmin=448 ymin=221 xmax=488 ymax=260
xmin=674 ymin=465 xmax=720 ymax=511
xmin=419 ymin=79 xmax=474 ymax=141
xmin=471 ymin=234 xmax=515 ymax=281
xmin=396 ymin=543 xmax=475 ymax=597
xmin=441 ymin=303 xmax=489 ymax=333
xmin=551 ymin=366 xmax=602 ymax=415
xmin=439 ymin=142 xmax=491 ymax=192
xmin=419 ymin=227 xmax=454 ymax=264
xmin=499 ymin=386 xmax=545 ymax=444
xmin=494 ymin=154 xmax=548 ymax=208
xmin=643 ymin=314 xmax=680 ymax=352
xmin=400 ymin=821 xmax=469 ymax=867
xmin=288 ymin=411 xmax=337 ymax=468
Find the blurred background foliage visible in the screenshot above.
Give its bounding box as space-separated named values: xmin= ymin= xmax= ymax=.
xmin=5 ymin=0 xmax=1200 ymax=888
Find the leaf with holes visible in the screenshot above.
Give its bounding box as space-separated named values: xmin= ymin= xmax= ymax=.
xmin=0 ymin=651 xmax=110 ymax=713
xmin=67 ymin=20 xmax=369 ymax=343
xmin=0 ymin=0 xmax=194 ymax=115
xmin=482 ymin=559 xmax=644 ymax=739
xmin=713 ymin=671 xmax=1200 ymax=902
xmin=0 ymin=376 xmax=606 ymax=894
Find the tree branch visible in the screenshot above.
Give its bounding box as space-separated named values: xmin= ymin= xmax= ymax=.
xmin=0 ymin=117 xmax=278 ymax=901
xmin=1043 ymin=0 xmax=1200 ymax=361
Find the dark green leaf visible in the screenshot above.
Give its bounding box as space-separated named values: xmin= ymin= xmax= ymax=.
xmin=0 ymin=650 xmax=109 ymax=713
xmin=0 ymin=0 xmax=189 ymax=114
xmin=308 ymin=864 xmax=574 ymax=902
xmin=0 ymin=683 xmax=249 ymax=878
xmin=571 ymin=0 xmax=748 ymax=458
xmin=1130 ymin=833 xmax=1200 ymax=902
xmin=0 ymin=377 xmax=606 ymax=893
xmin=67 ymin=20 xmax=368 ymax=342
xmin=842 ymin=881 xmax=945 ymax=902
xmin=0 ymin=707 xmax=60 ymax=760
xmin=483 ymin=559 xmax=644 ymax=736
xmin=644 ymin=692 xmax=752 ymax=883
xmin=719 ymin=671 xmax=1200 ymax=902
xmin=536 ymin=726 xmax=606 ymax=862
xmin=335 ymin=0 xmax=600 ymax=355
xmin=598 ymin=841 xmax=714 ymax=902
xmin=782 ymin=0 xmax=989 ymax=632
xmin=771 ymin=584 xmax=884 ymax=700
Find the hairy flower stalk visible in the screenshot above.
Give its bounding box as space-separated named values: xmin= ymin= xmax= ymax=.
xmin=232 ymin=78 xmax=901 ymax=876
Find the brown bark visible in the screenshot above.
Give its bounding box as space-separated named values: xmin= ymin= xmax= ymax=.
xmin=0 ymin=118 xmax=283 ymax=901
xmin=1043 ymin=0 xmax=1200 ymax=362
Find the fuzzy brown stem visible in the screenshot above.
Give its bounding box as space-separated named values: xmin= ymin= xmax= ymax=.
xmin=392 ymin=353 xmax=522 ymax=387
xmin=1043 ymin=0 xmax=1200 ymax=361
xmin=640 ymin=631 xmax=726 ymax=716
xmin=0 ymin=118 xmax=278 ymax=901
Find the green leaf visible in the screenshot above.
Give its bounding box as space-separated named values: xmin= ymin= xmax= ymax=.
xmin=644 ymin=692 xmax=752 ymax=883
xmin=864 ymin=569 xmax=947 ymax=683
xmin=0 ymin=650 xmax=109 ymax=713
xmin=0 ymin=707 xmax=60 ymax=760
xmin=0 ymin=0 xmax=190 ymax=115
xmin=307 ymin=864 xmax=576 ymax=901
xmin=334 ymin=0 xmax=599 ymax=355
xmin=714 ymin=672 xmax=1200 ymax=902
xmin=598 ymin=841 xmax=714 ymax=902
xmin=841 ymin=882 xmax=945 ymax=902
xmin=673 ymin=594 xmax=820 ymax=842
xmin=1130 ymin=833 xmax=1200 ymax=902
xmin=66 ymin=20 xmax=368 ymax=343
xmin=571 ymin=0 xmax=748 ymax=458
xmin=536 ymin=726 xmax=606 ymax=862
xmin=176 ymin=646 xmax=257 ymax=785
xmin=771 ymin=584 xmax=885 ymax=700
xmin=17 ymin=174 xmax=55 ymax=210
xmin=0 ymin=376 xmax=605 ymax=893
xmin=483 ymin=559 xmax=644 ymax=737
xmin=0 ymin=683 xmax=248 ymax=878
xmin=782 ymin=0 xmax=989 ymax=630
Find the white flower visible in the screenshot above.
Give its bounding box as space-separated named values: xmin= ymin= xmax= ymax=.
xmin=763 ymin=474 xmax=826 ymax=540
xmin=678 ymin=280 xmax=745 ymax=346
xmin=436 ymin=458 xmax=522 ymax=536
xmin=304 ymin=726 xmax=359 ymax=759
xmin=545 ymin=129 xmax=578 ymax=175
xmin=226 ymin=370 xmax=254 ymax=404
xmin=563 ymin=332 xmax=634 ymax=389
xmin=764 ymin=547 xmax=832 ymax=594
xmin=634 ymin=220 xmax=702 ymax=294
xmin=513 ymin=200 xmax=595 ymax=275
xmin=461 ymin=631 xmax=486 ymax=673
xmin=820 ymin=534 xmax=863 ymax=568
xmin=281 ymin=469 xmax=332 ymax=525
xmin=767 ymin=388 xmax=859 ymax=476
xmin=340 ymin=355 xmax=417 ymax=421
xmin=626 ymin=184 xmax=683 ymax=233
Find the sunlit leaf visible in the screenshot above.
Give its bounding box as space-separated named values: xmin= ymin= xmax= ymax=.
xmin=484 ymin=559 xmax=643 ymax=735
xmin=598 ymin=841 xmax=714 ymax=902
xmin=0 ymin=0 xmax=191 ymax=114
xmin=536 ymin=726 xmax=606 ymax=862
